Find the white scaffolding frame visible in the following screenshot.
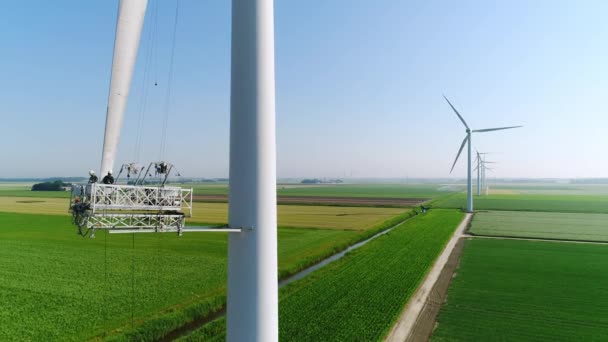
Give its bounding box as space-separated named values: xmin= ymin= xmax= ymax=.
xmin=69 ymin=183 xmax=240 ymax=236
xmin=89 ymin=183 xmax=192 ymax=214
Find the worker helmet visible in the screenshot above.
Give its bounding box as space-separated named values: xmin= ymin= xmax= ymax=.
xmin=108 ymin=170 xmax=113 ymax=175
xmin=89 ymin=170 xmax=95 ymax=176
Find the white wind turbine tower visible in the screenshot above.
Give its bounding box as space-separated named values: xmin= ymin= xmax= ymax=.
xmin=444 ymin=96 xmax=522 ymax=212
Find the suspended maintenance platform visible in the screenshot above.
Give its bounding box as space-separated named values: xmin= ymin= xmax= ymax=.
xmin=69 ymin=182 xmax=241 ymax=237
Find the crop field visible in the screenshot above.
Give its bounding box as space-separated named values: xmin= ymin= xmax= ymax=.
xmin=470 ymin=211 xmax=608 ymax=242
xmin=0 ymin=211 xmax=404 ymax=341
xmin=192 ymin=194 xmax=429 ymax=208
xmin=431 ymin=238 xmax=608 ymax=341
xmin=0 ymin=182 xmax=454 ymax=206
xmin=434 ymin=192 xmax=608 ymax=213
xmin=277 ymin=183 xmax=453 ymax=199
xmin=0 ymin=196 xmax=70 ymax=215
xmin=0 ymin=182 xmax=33 ymax=189
xmin=188 ymin=183 xmax=229 ymax=195
xmin=0 ymin=196 xmax=405 ymax=231
xmin=187 ymin=183 xmax=455 ymax=199
xmin=181 ymin=210 xmax=465 ymax=341
xmin=488 ymin=183 xmax=608 ymax=196
xmin=188 ymin=204 xmax=408 ymax=231
xmin=0 ymin=189 xmax=70 ymax=198
xmin=0 ymin=183 xmax=69 ymax=198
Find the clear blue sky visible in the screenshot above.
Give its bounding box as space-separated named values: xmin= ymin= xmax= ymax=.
xmin=1 ymin=0 xmax=606 ymax=179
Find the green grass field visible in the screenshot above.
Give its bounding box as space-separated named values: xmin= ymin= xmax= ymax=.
xmin=434 ymin=192 xmax=608 ymax=213
xmin=470 ymin=211 xmax=608 ymax=242
xmin=181 ymin=210 xmax=464 ymax=341
xmin=431 ymin=238 xmax=608 ymax=341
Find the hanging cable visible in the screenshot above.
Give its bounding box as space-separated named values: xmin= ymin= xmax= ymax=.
xmin=155 ymin=229 xmax=162 ymax=310
xmin=159 ymin=0 xmax=180 ymax=160
xmin=104 ymin=230 xmax=109 ymax=336
xmin=132 ymin=0 xmax=159 ymax=162
xmin=131 ymin=233 xmax=135 ymax=329
xmin=153 ymin=0 xmax=159 ymax=87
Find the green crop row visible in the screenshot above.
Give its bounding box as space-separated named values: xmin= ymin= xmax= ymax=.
xmin=180 ymin=210 xmax=464 ymax=341
xmin=432 ymin=239 xmax=608 ymax=341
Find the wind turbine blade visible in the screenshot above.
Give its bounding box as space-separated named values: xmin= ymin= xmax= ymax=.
xmin=473 ymin=125 xmax=523 ymax=133
xmin=443 ymin=95 xmax=470 ymax=130
xmin=450 ymin=135 xmax=469 ymax=173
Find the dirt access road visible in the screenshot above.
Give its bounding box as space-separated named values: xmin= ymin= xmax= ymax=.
xmin=385 ymin=213 xmax=473 ymax=342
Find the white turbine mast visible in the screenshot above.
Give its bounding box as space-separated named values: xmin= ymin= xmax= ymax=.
xmin=444 ymin=95 xmax=522 ymax=212
xmin=227 ymin=0 xmax=279 ymax=341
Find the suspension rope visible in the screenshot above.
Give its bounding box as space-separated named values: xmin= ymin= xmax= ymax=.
xmin=131 ymin=233 xmax=135 ymax=329
xmin=155 ymin=229 xmax=162 ymax=310
xmin=104 ymin=230 xmax=108 ymax=336
xmin=159 ymin=0 xmax=180 ymax=160
xmin=153 ymin=0 xmax=159 ymax=86
xmin=132 ymin=0 xmax=159 ymax=162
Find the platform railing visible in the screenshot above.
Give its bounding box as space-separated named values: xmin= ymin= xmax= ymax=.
xmin=68 ymin=183 xmax=239 ymax=236
xmin=87 ymin=183 xmax=193 ymax=216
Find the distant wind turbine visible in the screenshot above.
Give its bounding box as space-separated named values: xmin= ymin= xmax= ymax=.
xmin=475 ymin=151 xmax=494 ymax=195
xmin=481 ymin=161 xmax=496 ymax=195
xmin=444 ymin=95 xmax=522 ymax=212
xmin=475 ymin=152 xmax=495 ymax=196
xmin=475 ymin=151 xmax=487 ymax=196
